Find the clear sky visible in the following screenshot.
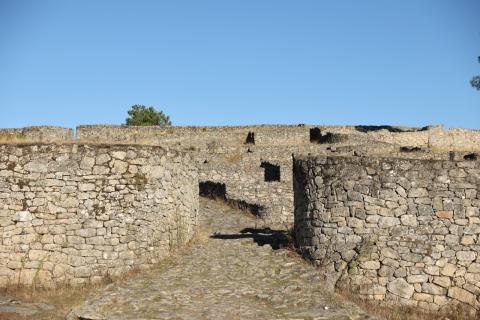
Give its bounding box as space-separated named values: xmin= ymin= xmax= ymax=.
xmin=0 ymin=0 xmax=479 ymax=129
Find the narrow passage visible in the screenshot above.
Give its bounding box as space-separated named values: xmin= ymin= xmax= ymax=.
xmin=70 ymin=198 xmax=375 ymax=320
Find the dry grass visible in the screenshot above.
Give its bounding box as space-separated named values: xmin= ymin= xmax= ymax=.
xmin=0 ymin=134 xmax=27 ymax=143
xmin=0 ymin=139 xmax=159 ymax=147
xmin=0 ymin=224 xmax=210 ymax=319
xmin=0 ymin=284 xmax=97 ymax=320
xmin=224 ymin=153 xmax=242 ymax=163
xmin=0 ymin=267 xmax=148 ymax=319
xmin=189 ymin=225 xmax=210 ymax=244
xmin=336 ymin=288 xmax=480 ymax=320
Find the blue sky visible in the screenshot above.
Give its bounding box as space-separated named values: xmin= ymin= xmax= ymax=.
xmin=0 ymin=0 xmax=479 ymax=129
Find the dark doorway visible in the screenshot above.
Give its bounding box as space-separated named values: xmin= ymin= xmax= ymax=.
xmin=199 ymin=181 xmax=226 ymax=199
xmin=260 ymin=161 xmax=280 ymax=182
xmin=245 ymin=131 xmax=255 ymax=144
xmin=464 ymin=153 xmax=478 ymax=161
xmin=309 ymin=127 xmax=322 ymax=142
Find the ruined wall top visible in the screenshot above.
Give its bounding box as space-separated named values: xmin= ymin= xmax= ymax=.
xmin=0 ymin=126 xmax=73 ymax=143
xmin=0 ymin=124 xmax=479 ymax=152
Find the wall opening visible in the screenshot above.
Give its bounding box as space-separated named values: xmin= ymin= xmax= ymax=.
xmin=199 ymin=181 xmax=265 ymax=217
xmin=245 ymin=131 xmax=255 ymax=144
xmin=464 ymin=153 xmax=478 ymax=161
xmin=309 ymin=128 xmax=322 ymax=142
xmin=400 ymin=146 xmax=422 ymax=153
xmin=199 ymin=181 xmax=226 ymax=199
xmin=260 ymin=161 xmax=280 ymax=182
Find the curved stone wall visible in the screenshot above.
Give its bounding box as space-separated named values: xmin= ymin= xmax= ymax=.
xmin=0 ymin=144 xmax=198 ymax=287
xmin=294 ymin=155 xmax=480 ymax=310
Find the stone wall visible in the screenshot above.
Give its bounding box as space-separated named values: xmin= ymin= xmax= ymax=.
xmin=2 ymin=124 xmax=480 ymax=228
xmin=76 ymin=124 xmax=313 ymax=147
xmin=0 ymin=144 xmax=198 ymax=287
xmin=76 ymin=124 xmax=480 ymax=151
xmin=294 ymin=155 xmax=480 ymax=310
xmin=198 ymin=147 xmax=294 ymax=226
xmin=0 ymin=126 xmax=73 ymax=142
xmin=0 ymin=124 xmax=476 ymax=152
xmin=196 ymin=142 xmax=472 ymax=227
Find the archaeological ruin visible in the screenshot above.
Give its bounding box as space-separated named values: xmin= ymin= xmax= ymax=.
xmin=0 ymin=123 xmax=479 ymax=312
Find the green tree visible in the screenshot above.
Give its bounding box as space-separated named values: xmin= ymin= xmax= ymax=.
xmin=471 ymin=56 xmax=480 ymax=91
xmin=125 ymin=105 xmax=172 ymax=126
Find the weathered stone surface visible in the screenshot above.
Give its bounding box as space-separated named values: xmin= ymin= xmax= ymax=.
xmin=378 ymin=217 xmax=400 ymax=228
xmin=456 ymin=251 xmax=477 ymax=262
xmin=406 ymin=274 xmax=428 ymax=283
xmin=360 ymin=261 xmax=381 ymax=270
xmin=400 ymin=214 xmax=418 ymax=227
xmin=422 ymin=283 xmax=446 ymax=295
xmin=2 ymin=123 xmax=480 ymax=313
xmin=13 ymin=211 xmax=32 ymax=222
xmin=408 ymin=188 xmax=428 ymax=198
xmin=294 ymin=155 xmax=480 ymax=311
xmin=80 ymin=156 xmax=95 ymax=170
xmin=387 ymin=278 xmax=414 ymax=299
xmin=448 ymin=287 xmax=477 ymax=306
xmin=435 ymin=211 xmax=453 ymax=219
xmin=0 ymin=144 xmax=198 ymax=287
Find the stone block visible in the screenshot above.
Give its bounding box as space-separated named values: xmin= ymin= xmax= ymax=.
xmin=378 ymin=217 xmax=399 ymax=228
xmin=13 ymin=211 xmax=32 ymax=222
xmin=407 ymin=274 xmax=428 ymax=284
xmin=408 ymin=188 xmax=428 ymax=198
xmin=433 ymin=276 xmax=451 ymax=288
xmin=73 ymin=266 xmax=92 ymax=278
xmin=80 ymin=157 xmax=95 ymax=170
xmin=456 ymin=251 xmax=477 ymax=262
xmin=467 ymin=263 xmax=480 ymax=274
xmin=387 ymin=278 xmax=414 ymax=299
xmin=447 ymin=287 xmax=477 ymax=306
xmin=400 ymin=214 xmax=418 ymax=227
xmin=435 ymin=211 xmax=453 ymax=219
xmin=76 ymin=228 xmax=97 ymax=238
xmin=441 ymin=263 xmax=457 ymax=277
xmin=422 ymin=283 xmax=446 ymax=295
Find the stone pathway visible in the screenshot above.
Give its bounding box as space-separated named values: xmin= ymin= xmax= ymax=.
xmin=68 ymin=198 xmax=375 ymax=320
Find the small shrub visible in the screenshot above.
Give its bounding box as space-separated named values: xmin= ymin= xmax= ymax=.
xmin=125 ymin=105 xmax=171 ymax=126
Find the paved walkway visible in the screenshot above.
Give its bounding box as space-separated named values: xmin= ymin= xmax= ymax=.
xmin=68 ymin=198 xmax=374 ymax=320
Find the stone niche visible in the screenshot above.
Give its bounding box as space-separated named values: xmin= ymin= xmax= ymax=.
xmin=293 ymin=155 xmax=480 ymax=311
xmin=0 ymin=144 xmax=198 ymax=287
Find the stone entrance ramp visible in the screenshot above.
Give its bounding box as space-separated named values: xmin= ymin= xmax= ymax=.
xmin=69 ymin=198 xmax=374 ymax=320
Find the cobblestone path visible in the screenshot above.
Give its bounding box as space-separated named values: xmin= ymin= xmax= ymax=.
xmin=69 ymin=198 xmax=375 ymax=320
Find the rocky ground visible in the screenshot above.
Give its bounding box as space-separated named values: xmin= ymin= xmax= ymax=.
xmin=1 ymin=198 xmax=376 ymax=319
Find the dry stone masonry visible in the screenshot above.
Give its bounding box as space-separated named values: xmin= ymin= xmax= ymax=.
xmin=74 ymin=124 xmax=480 ymax=227
xmin=0 ymin=126 xmax=73 ymax=143
xmin=0 ymin=144 xmax=198 ymax=287
xmin=1 ymin=123 xmax=480 ymax=313
xmin=3 ymin=124 xmax=480 ymax=227
xmin=293 ymin=155 xmax=480 ymax=311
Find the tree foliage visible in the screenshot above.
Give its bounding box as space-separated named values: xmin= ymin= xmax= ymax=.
xmin=125 ymin=105 xmax=172 ymax=126
xmin=471 ymin=56 xmax=480 ymax=91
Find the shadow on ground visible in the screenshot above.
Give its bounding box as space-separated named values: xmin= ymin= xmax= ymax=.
xmin=211 ymin=227 xmax=291 ymax=250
